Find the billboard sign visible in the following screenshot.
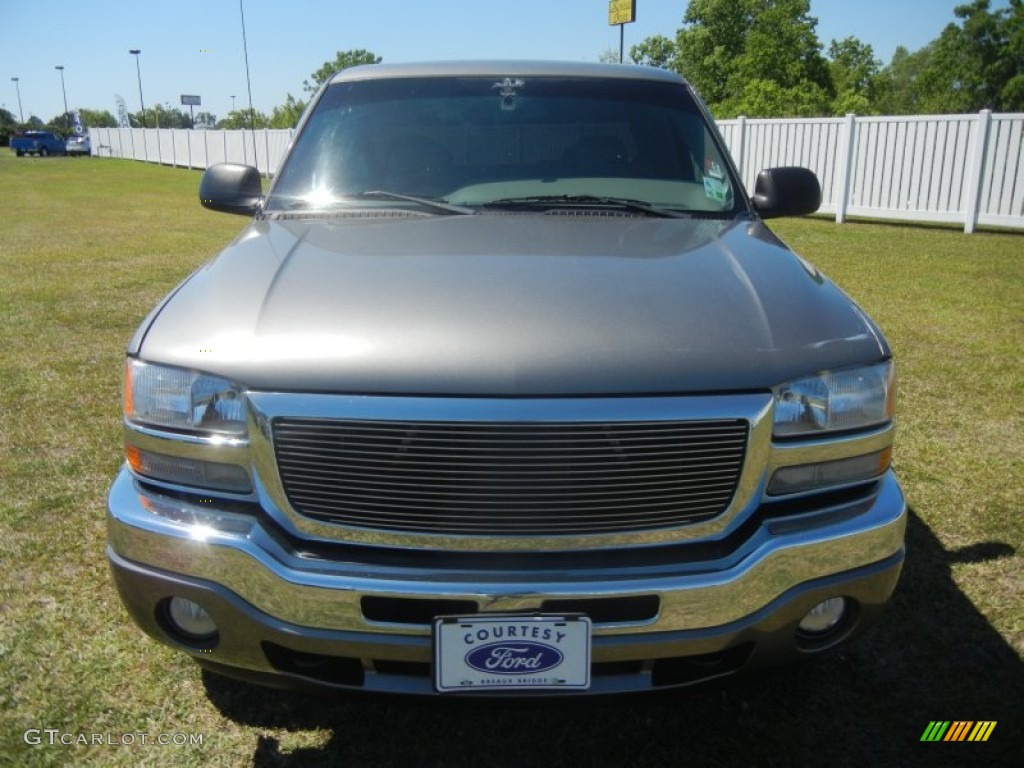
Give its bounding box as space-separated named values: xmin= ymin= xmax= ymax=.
xmin=608 ymin=0 xmax=636 ymax=25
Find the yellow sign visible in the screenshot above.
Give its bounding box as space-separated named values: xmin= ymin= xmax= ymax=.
xmin=609 ymin=0 xmax=636 ymax=26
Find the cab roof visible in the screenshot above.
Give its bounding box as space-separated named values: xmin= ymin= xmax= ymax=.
xmin=329 ymin=60 xmax=688 ymax=86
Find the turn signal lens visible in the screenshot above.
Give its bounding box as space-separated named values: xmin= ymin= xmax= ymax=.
xmin=768 ymin=448 xmax=892 ymax=495
xmin=125 ymin=447 xmax=251 ymax=493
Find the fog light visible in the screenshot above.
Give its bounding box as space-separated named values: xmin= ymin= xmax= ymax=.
xmin=798 ymin=597 xmax=847 ymax=634
xmin=167 ymin=597 xmax=217 ymax=640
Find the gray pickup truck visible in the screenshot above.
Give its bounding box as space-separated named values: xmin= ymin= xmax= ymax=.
xmin=108 ymin=61 xmax=905 ymax=696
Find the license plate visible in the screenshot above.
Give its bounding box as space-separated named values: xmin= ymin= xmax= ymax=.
xmin=434 ymin=614 xmax=591 ymax=692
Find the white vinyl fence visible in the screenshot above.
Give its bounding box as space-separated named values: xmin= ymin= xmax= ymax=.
xmin=717 ymin=111 xmax=1023 ymax=233
xmin=91 ymin=110 xmax=1023 ymax=233
xmin=89 ymin=127 xmax=294 ymax=177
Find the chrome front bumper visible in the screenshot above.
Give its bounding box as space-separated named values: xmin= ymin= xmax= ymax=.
xmin=107 ymin=467 xmax=906 ymax=694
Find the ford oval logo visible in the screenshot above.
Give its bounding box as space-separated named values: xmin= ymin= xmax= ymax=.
xmin=465 ymin=642 xmax=564 ymax=675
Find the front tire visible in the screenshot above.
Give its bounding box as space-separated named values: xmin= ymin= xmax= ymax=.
xmin=39 ymin=147 xmax=49 ymax=157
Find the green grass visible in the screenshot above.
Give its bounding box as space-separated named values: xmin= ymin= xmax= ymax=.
xmin=1 ymin=152 xmax=1021 ymax=767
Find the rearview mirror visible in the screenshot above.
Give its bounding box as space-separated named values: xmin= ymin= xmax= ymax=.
xmin=199 ymin=163 xmax=263 ymax=215
xmin=751 ymin=167 xmax=821 ymax=219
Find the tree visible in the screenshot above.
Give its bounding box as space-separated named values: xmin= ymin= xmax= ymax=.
xmin=717 ymin=78 xmax=831 ymax=117
xmin=269 ymin=93 xmax=306 ymax=128
xmin=193 ymin=111 xmax=217 ymax=129
xmin=44 ymin=108 xmax=117 ymax=134
xmin=0 ymin=107 xmax=17 ymax=146
xmin=46 ymin=112 xmax=73 ymax=135
xmin=216 ymin=109 xmax=270 ymax=130
xmin=303 ymin=49 xmax=381 ymax=95
xmin=828 ymin=37 xmax=884 ymax=114
xmin=883 ymin=0 xmax=1024 ymax=113
xmin=875 ymin=44 xmax=935 ymax=114
xmin=127 ymin=106 xmax=191 ymax=129
xmin=77 ymin=108 xmax=118 ymax=128
xmin=145 ymin=105 xmax=192 ymax=129
xmin=731 ymin=0 xmax=832 ymax=93
xmin=629 ymin=34 xmax=678 ymax=69
xmin=632 ymin=0 xmax=833 ymax=117
xmin=1003 ymin=0 xmax=1024 ymax=109
xmin=952 ymin=0 xmax=1023 ymax=110
xmin=917 ymin=0 xmax=1006 ymax=111
xmin=671 ymin=0 xmax=756 ymax=106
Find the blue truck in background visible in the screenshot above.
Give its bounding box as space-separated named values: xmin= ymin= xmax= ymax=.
xmin=11 ymin=131 xmax=67 ymax=157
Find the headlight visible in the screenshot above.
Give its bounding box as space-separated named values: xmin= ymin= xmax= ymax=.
xmin=773 ymin=361 xmax=894 ymax=438
xmin=124 ymin=359 xmax=247 ymax=436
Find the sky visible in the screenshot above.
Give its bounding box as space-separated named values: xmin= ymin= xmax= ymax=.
xmin=0 ymin=0 xmax=1005 ymax=124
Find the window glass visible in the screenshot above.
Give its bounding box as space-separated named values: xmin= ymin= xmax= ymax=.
xmin=267 ymin=76 xmax=738 ymax=214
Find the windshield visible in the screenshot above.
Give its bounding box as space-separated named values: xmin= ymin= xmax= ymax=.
xmin=266 ymin=75 xmax=740 ymax=216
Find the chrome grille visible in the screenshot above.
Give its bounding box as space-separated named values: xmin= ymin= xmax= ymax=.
xmin=272 ymin=418 xmax=748 ymax=535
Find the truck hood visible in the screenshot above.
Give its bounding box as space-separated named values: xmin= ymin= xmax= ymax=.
xmin=135 ymin=213 xmax=886 ymax=395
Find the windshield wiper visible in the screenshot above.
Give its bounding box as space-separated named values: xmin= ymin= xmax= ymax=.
xmin=281 ymin=191 xmax=474 ymax=216
xmin=357 ymin=191 xmax=475 ymax=215
xmin=479 ymin=194 xmax=690 ymax=219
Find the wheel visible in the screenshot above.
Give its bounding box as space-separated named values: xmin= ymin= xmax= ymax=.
xmin=39 ymin=147 xmax=49 ymax=157
xmin=15 ymin=150 xmax=24 ymax=157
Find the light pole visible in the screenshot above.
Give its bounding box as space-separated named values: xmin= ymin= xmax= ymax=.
xmin=129 ymin=49 xmax=146 ymax=128
xmin=55 ymin=65 xmax=69 ymax=128
xmin=11 ymin=77 xmax=23 ymax=123
xmin=231 ymin=94 xmax=236 ymax=112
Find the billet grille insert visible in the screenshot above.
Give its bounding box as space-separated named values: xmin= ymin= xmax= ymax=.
xmin=272 ymin=417 xmax=748 ymax=536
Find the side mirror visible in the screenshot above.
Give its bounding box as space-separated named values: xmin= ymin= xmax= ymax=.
xmin=751 ymin=167 xmax=821 ymax=219
xmin=199 ymin=163 xmax=263 ymax=215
